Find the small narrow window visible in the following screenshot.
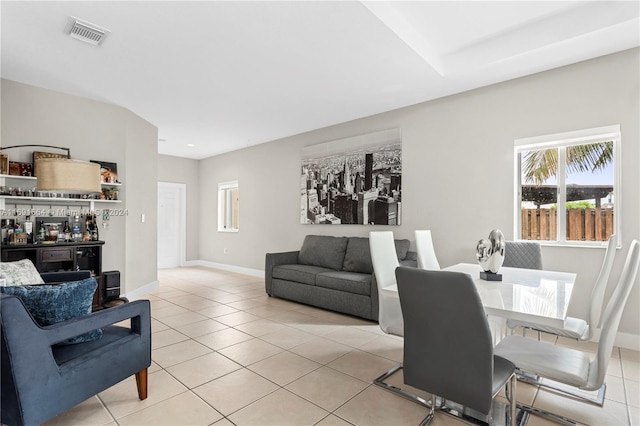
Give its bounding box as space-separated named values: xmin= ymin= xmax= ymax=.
xmin=515 ymin=125 xmax=620 ymax=246
xmin=218 ymin=181 xmax=239 ymax=232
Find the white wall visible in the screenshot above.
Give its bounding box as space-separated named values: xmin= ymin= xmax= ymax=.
xmin=1 ymin=79 xmax=159 ymax=295
xmin=157 ymin=154 xmax=200 ymax=261
xmin=124 ymin=111 xmax=159 ymax=291
xmin=199 ymin=48 xmax=640 ymax=341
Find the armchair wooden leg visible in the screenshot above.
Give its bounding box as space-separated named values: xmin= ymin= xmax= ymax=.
xmin=135 ymin=368 xmax=148 ymax=400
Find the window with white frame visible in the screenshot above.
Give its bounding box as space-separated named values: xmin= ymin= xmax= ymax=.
xmin=218 ymin=181 xmax=239 ymax=232
xmin=514 ymin=125 xmax=620 ymax=245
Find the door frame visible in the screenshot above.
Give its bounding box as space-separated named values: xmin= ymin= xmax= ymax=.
xmin=157 ymin=181 xmax=186 ymax=269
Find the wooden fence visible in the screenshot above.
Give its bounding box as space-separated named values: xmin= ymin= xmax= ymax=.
xmin=521 ymin=208 xmax=614 ymax=241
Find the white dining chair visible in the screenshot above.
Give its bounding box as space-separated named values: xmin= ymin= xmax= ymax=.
xmin=369 ymin=231 xmax=430 ymax=408
xmin=507 ymin=235 xmax=617 ymax=341
xmin=495 ymin=239 xmax=640 ymax=420
xmin=369 ymin=231 xmax=403 ymax=336
xmin=414 ymin=230 xmax=440 ymax=270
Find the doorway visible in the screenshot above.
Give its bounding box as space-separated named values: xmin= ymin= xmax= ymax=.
xmin=157 ymin=182 xmax=186 ymax=269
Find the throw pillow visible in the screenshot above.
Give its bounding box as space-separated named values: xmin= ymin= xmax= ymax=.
xmin=343 ymin=237 xmax=374 ymax=274
xmin=0 ymin=277 xmax=102 ymax=345
xmin=394 ymin=239 xmax=410 ymax=260
xmin=0 ymin=258 xmax=45 ymax=286
xmin=298 ymin=235 xmax=349 ymax=271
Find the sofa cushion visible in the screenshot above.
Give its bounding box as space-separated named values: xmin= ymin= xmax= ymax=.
xmin=0 ymin=258 xmax=45 ymax=286
xmin=395 ymin=239 xmax=410 ymax=260
xmin=343 ymin=237 xmax=374 ymax=274
xmin=298 ymin=235 xmax=348 ymax=271
xmin=0 ymin=278 xmax=102 ymax=345
xmin=272 ymin=264 xmax=334 ymax=286
xmin=316 ymin=271 xmax=372 ymax=296
xmin=343 ymin=237 xmax=412 ymax=273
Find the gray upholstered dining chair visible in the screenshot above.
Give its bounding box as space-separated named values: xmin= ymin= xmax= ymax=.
xmin=503 ymin=241 xmax=543 ymax=270
xmin=396 ymin=267 xmax=518 ymax=426
xmin=1 ymin=293 xmax=151 ymax=426
xmin=507 ymin=234 xmax=617 ymax=341
xmin=495 ymin=239 xmax=640 ymax=420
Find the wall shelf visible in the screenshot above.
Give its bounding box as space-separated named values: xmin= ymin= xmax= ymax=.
xmin=0 ymin=174 xmax=123 ymax=211
xmin=1 ymin=195 xmax=121 ymax=204
xmin=1 ymin=174 xmax=121 ymax=185
xmin=0 ymin=174 xmax=36 ymax=181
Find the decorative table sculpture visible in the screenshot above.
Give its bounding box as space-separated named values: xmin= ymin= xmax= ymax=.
xmin=476 ymin=229 xmax=505 ymax=281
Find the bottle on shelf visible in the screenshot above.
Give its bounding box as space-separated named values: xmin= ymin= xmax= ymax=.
xmin=6 ymin=221 xmax=14 ymax=245
xmin=24 ymin=215 xmax=33 ymax=244
xmin=90 ymin=217 xmax=99 ymax=241
xmin=72 ymin=216 xmax=82 ymax=242
xmin=1 ymin=219 xmax=15 ymax=245
xmin=10 ymin=220 xmax=23 ymax=245
xmin=37 ymin=221 xmax=46 ymax=243
xmin=63 ymin=221 xmax=71 ymax=242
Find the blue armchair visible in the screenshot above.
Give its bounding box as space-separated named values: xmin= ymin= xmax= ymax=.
xmin=1 ymin=286 xmax=151 ymax=426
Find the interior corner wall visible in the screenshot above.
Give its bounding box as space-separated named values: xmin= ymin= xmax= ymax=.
xmin=157 ymin=154 xmax=200 ymax=261
xmin=124 ymin=112 xmax=158 ymax=291
xmin=199 ymin=48 xmax=640 ymax=338
xmin=1 ymin=78 xmax=158 ymax=295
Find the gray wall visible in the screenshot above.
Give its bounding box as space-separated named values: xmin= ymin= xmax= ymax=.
xmin=1 ymin=79 xmax=158 ymax=295
xmin=157 ymin=154 xmax=200 ymax=261
xmin=199 ymin=48 xmax=640 ymax=337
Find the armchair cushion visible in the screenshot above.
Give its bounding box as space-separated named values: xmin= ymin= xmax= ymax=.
xmin=0 ymin=277 xmax=102 ymax=344
xmin=0 ymin=258 xmax=44 ymax=286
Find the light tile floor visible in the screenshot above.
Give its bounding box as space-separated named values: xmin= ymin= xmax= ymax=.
xmin=43 ymin=266 xmax=640 ymax=426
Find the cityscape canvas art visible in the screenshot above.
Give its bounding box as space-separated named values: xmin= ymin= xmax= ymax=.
xmin=301 ymin=128 xmax=402 ymax=225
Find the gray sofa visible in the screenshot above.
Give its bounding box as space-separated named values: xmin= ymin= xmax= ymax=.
xmin=265 ymin=235 xmax=417 ymax=321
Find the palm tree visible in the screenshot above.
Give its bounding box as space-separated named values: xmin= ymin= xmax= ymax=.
xmin=522 ymin=141 xmax=613 ymax=185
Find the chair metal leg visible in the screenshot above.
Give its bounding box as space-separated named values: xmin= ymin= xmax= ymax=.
xmin=373 ymin=363 xmax=431 ymax=408
xmin=418 ymin=394 xmax=437 ymax=426
xmin=516 ymin=404 xmax=586 ymax=426
xmin=516 ymin=370 xmax=606 ymax=406
xmin=375 ymin=365 xmax=529 ymax=426
xmin=438 ymin=397 xmax=528 ymax=426
xmin=506 ymin=374 xmax=517 ymax=426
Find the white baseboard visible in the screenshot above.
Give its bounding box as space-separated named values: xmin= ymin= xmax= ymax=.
xmin=592 ymin=329 xmax=640 ymax=352
xmin=615 ymin=331 xmax=640 ymax=352
xmin=122 ymin=279 xmax=160 ymax=301
xmin=184 ymin=260 xmax=264 ymax=278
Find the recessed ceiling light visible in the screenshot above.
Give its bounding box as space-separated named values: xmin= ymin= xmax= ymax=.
xmin=187 ymin=144 xmax=195 ymax=147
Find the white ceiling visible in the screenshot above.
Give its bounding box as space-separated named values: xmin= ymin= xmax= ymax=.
xmin=2 ymin=1 xmax=638 ymax=160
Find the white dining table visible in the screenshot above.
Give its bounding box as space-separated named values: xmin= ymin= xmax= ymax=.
xmin=383 ymin=263 xmax=577 ymax=329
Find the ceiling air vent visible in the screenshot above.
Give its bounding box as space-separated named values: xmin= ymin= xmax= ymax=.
xmin=67 ymin=17 xmax=110 ymax=46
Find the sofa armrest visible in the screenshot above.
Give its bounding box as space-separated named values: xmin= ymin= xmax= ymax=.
xmin=370 ymin=273 xmax=380 ymax=321
xmin=265 ymin=251 xmax=299 ymax=295
xmin=44 ymin=300 xmax=151 ymax=346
